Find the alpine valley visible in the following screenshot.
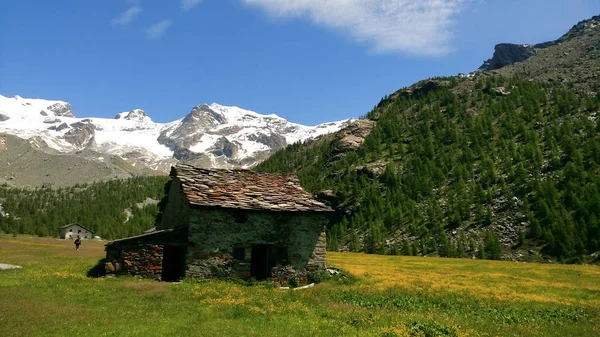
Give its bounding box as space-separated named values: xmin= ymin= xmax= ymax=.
xmin=0 ymin=95 xmax=353 ymax=187
xmin=1 ymin=15 xmax=599 ymax=264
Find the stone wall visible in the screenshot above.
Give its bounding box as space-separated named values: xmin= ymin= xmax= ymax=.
xmin=159 ymin=178 xmax=190 ymax=230
xmin=105 ymin=244 xmax=164 ymax=279
xmin=185 ymin=207 xmax=327 ymax=280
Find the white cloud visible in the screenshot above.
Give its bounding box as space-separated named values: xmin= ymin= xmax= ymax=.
xmin=242 ymin=0 xmax=471 ymax=56
xmin=181 ymin=0 xmax=203 ymax=12
xmin=146 ymin=20 xmax=173 ymax=39
xmin=112 ymin=5 xmax=142 ymax=26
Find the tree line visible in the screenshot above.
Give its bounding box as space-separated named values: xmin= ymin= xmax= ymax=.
xmin=0 ymin=176 xmax=168 ymax=240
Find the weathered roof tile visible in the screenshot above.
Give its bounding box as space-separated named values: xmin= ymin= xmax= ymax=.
xmin=171 ymin=164 xmax=333 ymax=212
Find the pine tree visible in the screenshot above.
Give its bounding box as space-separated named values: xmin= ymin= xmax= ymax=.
xmin=484 ymin=230 xmax=502 ymax=260
xmin=349 ymin=232 xmax=361 ymax=252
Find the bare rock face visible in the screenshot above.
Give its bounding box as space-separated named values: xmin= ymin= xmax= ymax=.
xmin=209 ymin=136 xmax=239 ymax=158
xmin=115 ymin=109 xmax=151 ymax=123
xmin=48 ymin=122 xmax=70 ymax=132
xmin=63 ymin=122 xmax=96 ymax=148
xmin=247 ymin=132 xmax=287 ymax=150
xmin=46 ymin=102 xmax=74 ymax=118
xmin=332 ymin=119 xmax=376 ymax=154
xmin=486 ymin=86 xmax=512 ymax=96
xmin=0 ymin=114 xmax=9 ymax=122
xmin=479 ymin=43 xmax=537 ymax=71
xmin=158 ymin=104 xmax=227 ymax=150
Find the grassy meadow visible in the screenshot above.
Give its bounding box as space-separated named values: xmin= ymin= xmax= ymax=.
xmin=0 ymin=236 xmax=598 ymax=337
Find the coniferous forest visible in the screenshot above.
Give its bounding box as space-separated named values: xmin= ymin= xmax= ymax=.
xmin=0 ymin=176 xmax=168 ymax=240
xmin=257 ymin=75 xmax=600 ymax=263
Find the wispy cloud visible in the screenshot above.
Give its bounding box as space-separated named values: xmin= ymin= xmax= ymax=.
xmin=112 ymin=4 xmax=142 ymax=26
xmin=181 ymin=0 xmax=203 ymax=12
xmin=242 ymin=0 xmax=471 ymax=56
xmin=146 ymin=20 xmax=173 ymax=39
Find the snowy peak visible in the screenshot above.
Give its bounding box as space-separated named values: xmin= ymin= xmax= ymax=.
xmin=0 ymin=94 xmax=74 ymax=119
xmin=0 ymin=93 xmax=354 ymax=172
xmin=115 ymin=109 xmax=152 ymax=123
xmin=185 ymin=104 xmax=228 ymax=126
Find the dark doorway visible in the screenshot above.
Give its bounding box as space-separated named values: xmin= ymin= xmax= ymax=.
xmin=162 ymin=246 xmax=186 ymax=282
xmin=250 ymin=244 xmax=272 ymax=280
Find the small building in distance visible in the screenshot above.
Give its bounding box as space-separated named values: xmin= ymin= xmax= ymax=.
xmin=104 ymin=164 xmax=333 ymax=282
xmin=59 ymin=223 xmax=94 ymax=239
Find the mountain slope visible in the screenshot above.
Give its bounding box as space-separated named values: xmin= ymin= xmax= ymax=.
xmin=0 ymin=134 xmax=148 ymax=188
xmin=256 ymin=15 xmax=600 ymax=263
xmin=0 ymin=94 xmax=353 ymax=178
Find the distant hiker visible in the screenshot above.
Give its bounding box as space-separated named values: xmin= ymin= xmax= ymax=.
xmin=74 ymin=235 xmax=81 ymax=250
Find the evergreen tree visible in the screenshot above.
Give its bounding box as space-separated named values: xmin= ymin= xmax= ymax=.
xmin=484 ymin=230 xmax=502 ymax=260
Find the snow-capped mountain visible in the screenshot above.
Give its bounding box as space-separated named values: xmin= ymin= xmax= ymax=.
xmin=0 ymin=94 xmax=354 ymax=172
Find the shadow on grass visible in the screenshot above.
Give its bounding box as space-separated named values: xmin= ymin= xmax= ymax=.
xmin=87 ymin=258 xmax=106 ymax=278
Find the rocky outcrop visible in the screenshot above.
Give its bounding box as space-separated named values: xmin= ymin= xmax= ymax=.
xmin=48 ymin=122 xmax=70 ymax=132
xmin=477 ymin=16 xmax=600 ymax=72
xmin=46 ymin=102 xmax=74 ymax=118
xmin=0 ymin=114 xmax=9 ymax=122
xmin=115 ymin=109 xmax=151 ymax=123
xmin=355 ymin=161 xmax=388 ymax=178
xmin=485 ymin=86 xmax=511 ymax=96
xmin=247 ymin=132 xmax=287 ymax=149
xmin=158 ymin=105 xmax=228 ymax=151
xmin=331 ymin=119 xmax=376 ymax=154
xmin=63 ymin=122 xmax=96 ymax=148
xmin=209 ymin=136 xmax=239 ymax=158
xmin=478 ymin=43 xmax=537 ymax=71
xmin=173 ymin=147 xmax=206 ymax=161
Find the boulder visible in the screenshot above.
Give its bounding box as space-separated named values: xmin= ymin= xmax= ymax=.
xmin=105 ymin=262 xmax=115 ymax=272
xmin=487 ymin=86 xmax=511 ymax=96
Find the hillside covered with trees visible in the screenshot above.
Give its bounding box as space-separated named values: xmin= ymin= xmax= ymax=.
xmin=0 ymin=176 xmax=168 ymax=240
xmin=256 ymin=17 xmax=600 ymax=263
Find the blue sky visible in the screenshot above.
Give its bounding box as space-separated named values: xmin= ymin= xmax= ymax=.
xmin=1 ymin=1 xmax=599 ymax=125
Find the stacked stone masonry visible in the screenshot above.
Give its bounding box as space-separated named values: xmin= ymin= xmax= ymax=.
xmin=105 ymin=244 xmax=164 ymax=279
xmin=185 ymin=208 xmax=327 ymax=281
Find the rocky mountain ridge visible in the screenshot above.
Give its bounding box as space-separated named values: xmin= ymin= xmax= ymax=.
xmin=477 ymin=15 xmax=600 ymax=72
xmin=0 ymin=94 xmax=354 ymax=180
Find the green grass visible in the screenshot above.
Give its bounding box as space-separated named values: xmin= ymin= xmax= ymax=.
xmin=1 ymin=236 xmax=599 ymax=337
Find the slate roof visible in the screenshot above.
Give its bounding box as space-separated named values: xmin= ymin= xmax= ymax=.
xmin=170 ymin=164 xmax=333 ymax=212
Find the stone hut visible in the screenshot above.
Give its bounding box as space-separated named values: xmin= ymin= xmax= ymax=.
xmin=105 ymin=164 xmax=332 ymax=282
xmin=59 ymin=223 xmax=94 ymax=239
